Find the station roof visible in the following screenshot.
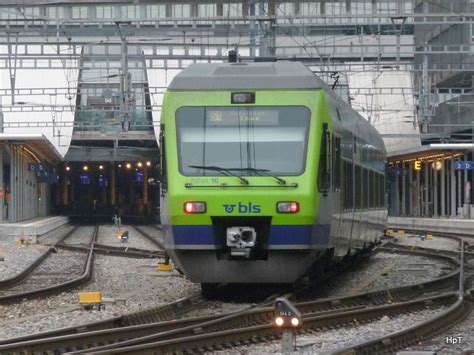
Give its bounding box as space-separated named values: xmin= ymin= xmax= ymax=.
xmin=0 ymin=134 xmax=62 ymax=163
xmin=388 ymin=143 xmax=473 ymax=162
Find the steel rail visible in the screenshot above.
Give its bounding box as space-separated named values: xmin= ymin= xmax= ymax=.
xmin=52 ymin=242 xmax=166 ymax=259
xmin=131 ymin=225 xmax=165 ymax=251
xmin=387 ymin=228 xmax=474 ymax=245
xmin=0 ymin=250 xmax=460 ymax=353
xmin=68 ymin=293 xmax=459 ymax=354
xmin=0 ymin=292 xmax=457 ymax=354
xmin=0 ymin=292 xmax=204 ymax=346
xmin=0 ymin=226 xmax=98 ymax=304
xmin=0 ymin=225 xmax=78 ymax=289
xmin=332 ymin=239 xmax=471 ymax=354
xmin=382 ymin=242 xmax=474 ymax=260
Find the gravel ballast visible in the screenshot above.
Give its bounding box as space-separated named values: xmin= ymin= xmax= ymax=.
xmin=0 ymin=224 xmax=465 ymax=351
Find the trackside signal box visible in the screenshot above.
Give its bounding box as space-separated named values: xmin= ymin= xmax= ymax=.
xmin=273 ymin=297 xmax=302 ymax=328
xmin=273 ymin=297 xmax=302 ymax=353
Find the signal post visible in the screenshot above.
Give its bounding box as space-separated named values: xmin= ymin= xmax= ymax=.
xmin=273 ymin=297 xmax=302 ymax=353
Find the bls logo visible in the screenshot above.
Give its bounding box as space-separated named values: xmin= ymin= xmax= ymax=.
xmin=223 ymin=202 xmax=261 ymax=214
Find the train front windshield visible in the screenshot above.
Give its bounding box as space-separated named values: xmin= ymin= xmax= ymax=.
xmin=176 ymin=106 xmax=310 ymax=176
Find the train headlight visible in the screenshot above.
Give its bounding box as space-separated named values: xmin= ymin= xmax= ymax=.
xmin=184 ymin=201 xmax=206 ymax=214
xmin=276 ymin=202 xmax=299 ymax=213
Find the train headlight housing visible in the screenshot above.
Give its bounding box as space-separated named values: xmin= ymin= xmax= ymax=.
xmin=231 ymin=92 xmax=255 ymax=104
xmin=277 ymin=202 xmax=299 ymax=213
xmin=184 ymin=201 xmax=206 ymax=214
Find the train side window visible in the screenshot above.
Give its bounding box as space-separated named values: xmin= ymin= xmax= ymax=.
xmin=355 ymin=165 xmax=361 ymax=210
xmin=370 ymin=171 xmax=376 ymax=208
xmin=380 ymin=175 xmax=386 ymax=207
xmin=159 ymin=124 xmax=168 ymax=195
xmin=343 ymin=160 xmax=353 ymax=210
xmin=332 ymin=136 xmax=341 ymax=190
xmin=363 ymin=168 xmax=369 ymax=209
xmin=318 ymin=123 xmax=331 ymax=194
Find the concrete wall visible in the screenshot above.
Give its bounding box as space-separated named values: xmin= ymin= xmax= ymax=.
xmin=388 ymin=216 xmax=474 ymax=235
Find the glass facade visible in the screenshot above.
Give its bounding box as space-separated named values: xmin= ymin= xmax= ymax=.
xmin=0 ymin=2 xmax=415 ymax=22
xmin=75 ymin=46 xmax=152 ymax=132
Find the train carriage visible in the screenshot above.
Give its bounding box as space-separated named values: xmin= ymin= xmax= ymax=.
xmin=159 ymin=61 xmax=387 ymax=292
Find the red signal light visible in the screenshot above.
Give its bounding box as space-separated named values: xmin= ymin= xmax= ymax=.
xmin=183 ymin=202 xmax=206 ymax=214
xmin=290 ymin=202 xmax=299 ymax=213
xmin=277 ymin=202 xmax=299 ymax=213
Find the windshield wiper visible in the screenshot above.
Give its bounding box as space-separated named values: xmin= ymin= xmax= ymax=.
xmin=188 ymin=165 xmax=249 ymax=185
xmin=233 ymin=167 xmax=287 ymax=185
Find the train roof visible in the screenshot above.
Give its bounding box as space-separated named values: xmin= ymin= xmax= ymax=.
xmin=168 ymin=62 xmax=326 ymax=90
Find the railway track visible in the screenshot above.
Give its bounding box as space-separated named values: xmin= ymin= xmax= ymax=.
xmin=0 ymin=225 xmax=79 ymax=289
xmin=387 ymin=228 xmax=474 ymax=246
xmin=331 ymin=239 xmax=472 ymax=354
xmin=0 ymin=244 xmax=463 ymax=354
xmin=52 ymin=242 xmax=166 ymax=259
xmin=381 ymin=241 xmax=474 ymax=261
xmin=129 ymin=225 xmax=165 ymax=251
xmin=66 ymin=293 xmax=460 ymax=354
xmin=0 ymin=225 xmax=97 ymax=303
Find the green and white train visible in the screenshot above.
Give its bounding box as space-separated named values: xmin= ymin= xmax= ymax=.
xmin=159 ymin=62 xmax=387 ymax=292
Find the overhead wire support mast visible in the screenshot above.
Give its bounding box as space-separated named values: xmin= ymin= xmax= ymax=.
xmin=116 ymin=21 xmax=133 ymax=132
xmin=6 ymin=31 xmax=19 ymax=106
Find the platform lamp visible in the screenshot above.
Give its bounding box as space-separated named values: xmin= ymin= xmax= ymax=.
xmin=273 ymin=297 xmax=302 ymax=353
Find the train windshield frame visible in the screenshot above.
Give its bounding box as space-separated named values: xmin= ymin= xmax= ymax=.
xmin=175 ymin=106 xmax=311 ymax=176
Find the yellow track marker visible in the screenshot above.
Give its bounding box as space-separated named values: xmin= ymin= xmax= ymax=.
xmin=157 ymin=263 xmax=173 ymax=271
xmin=79 ymin=292 xmax=103 ymax=309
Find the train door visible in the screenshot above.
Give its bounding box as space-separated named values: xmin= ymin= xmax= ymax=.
xmin=158 ymin=124 xmax=169 ymax=231
xmin=317 ymin=123 xmax=332 ymax=248
xmin=329 ymin=134 xmax=343 ymax=252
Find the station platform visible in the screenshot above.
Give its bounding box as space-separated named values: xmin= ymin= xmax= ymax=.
xmin=388 ymin=216 xmax=474 ymax=235
xmin=0 ymin=216 xmax=69 ymax=242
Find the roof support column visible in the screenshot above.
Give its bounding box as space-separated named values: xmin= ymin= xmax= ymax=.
xmin=143 ymin=166 xmax=148 ymax=206
xmin=19 ymin=149 xmax=24 ymax=221
xmin=457 ymin=161 xmax=462 ymax=216
xmin=10 ymin=146 xmax=17 ymax=222
xmin=111 ymin=163 xmax=116 ymax=206
xmin=423 ymin=160 xmax=429 ymax=216
xmin=401 ymin=162 xmax=406 ymax=215
xmin=450 ymin=158 xmax=456 ymax=217
xmin=463 ymin=154 xmax=469 ymax=217
xmin=62 ymin=164 xmax=68 ymax=206
xmin=0 ymin=150 xmax=3 ymax=222
xmin=408 ymin=161 xmax=413 ymax=216
xmin=433 ymin=161 xmax=438 ymax=216
xmin=415 ymin=162 xmax=421 ymax=217
xmin=441 ymin=159 xmax=446 ymax=216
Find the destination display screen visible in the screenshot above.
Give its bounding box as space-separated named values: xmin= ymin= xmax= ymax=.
xmin=205 ymin=108 xmax=279 ymax=126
